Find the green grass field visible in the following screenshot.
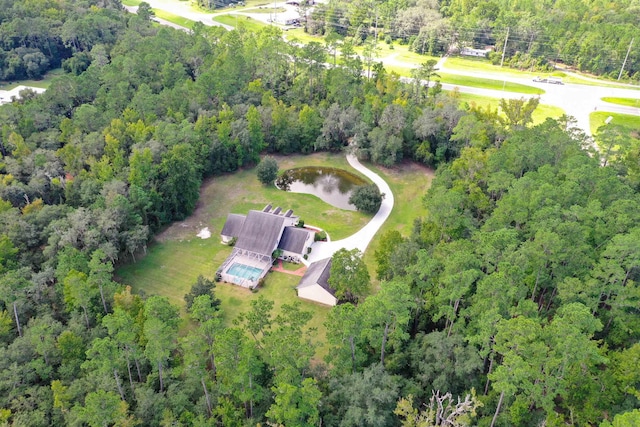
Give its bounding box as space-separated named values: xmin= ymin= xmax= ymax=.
xmin=285 ymin=29 xmax=322 ymax=44
xmin=379 ymin=64 xmax=544 ymax=95
xmin=439 ymin=73 xmax=544 ymax=95
xmin=602 ymin=97 xmax=640 ymax=108
xmin=590 ymin=112 xmax=640 ymax=135
xmin=153 ymin=9 xmax=197 ymax=28
xmin=117 ymin=153 xmax=433 ymax=357
xmin=241 ymin=6 xmax=285 ymax=13
xmin=444 ymin=56 xmax=558 ymax=79
xmin=392 ymin=49 xmax=438 ymax=64
xmin=117 ymin=153 xmax=369 ymax=297
xmin=0 ymin=68 xmax=64 ymax=90
xmin=455 ymin=92 xmax=565 ymax=124
xmin=361 ymin=162 xmax=433 ymax=284
xmin=216 ymin=272 xmax=332 ymax=358
xmin=444 ymin=56 xmax=640 ymax=89
xmin=213 ymin=14 xmax=268 ymax=31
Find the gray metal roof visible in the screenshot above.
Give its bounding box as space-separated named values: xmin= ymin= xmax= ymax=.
xmin=235 ymin=210 xmax=286 ymax=256
xmin=297 ymin=258 xmax=334 ymax=295
xmin=278 ymin=227 xmax=312 ymax=254
xmin=221 ymin=214 xmax=246 ymax=237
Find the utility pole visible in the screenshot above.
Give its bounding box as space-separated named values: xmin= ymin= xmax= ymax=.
xmin=618 ymin=37 xmax=634 ymax=81
xmin=374 ymin=9 xmax=379 ymax=45
xmin=500 ymin=27 xmax=510 ymax=67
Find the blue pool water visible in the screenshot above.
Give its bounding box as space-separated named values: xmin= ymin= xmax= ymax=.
xmin=227 ymin=263 xmax=263 ymax=281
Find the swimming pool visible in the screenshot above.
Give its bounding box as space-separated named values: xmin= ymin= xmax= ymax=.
xmin=227 ymin=263 xmax=263 ymax=281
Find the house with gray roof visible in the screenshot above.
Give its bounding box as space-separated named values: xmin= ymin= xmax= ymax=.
xmin=218 ymin=205 xmax=314 ymax=288
xmin=296 ymin=258 xmax=337 ymax=306
xmin=278 ymin=226 xmax=314 ymax=263
xmin=221 ymin=213 xmax=246 ymax=243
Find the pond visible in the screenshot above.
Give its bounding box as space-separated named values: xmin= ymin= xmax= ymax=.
xmin=276 ymin=167 xmax=367 ymax=210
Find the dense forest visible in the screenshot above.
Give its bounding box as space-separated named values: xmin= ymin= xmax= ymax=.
xmin=0 ymin=0 xmax=639 ymax=426
xmin=305 ymin=0 xmax=640 ymax=79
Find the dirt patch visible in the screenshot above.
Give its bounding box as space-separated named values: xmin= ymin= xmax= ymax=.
xmin=371 ymin=160 xmax=435 ymax=180
xmin=155 ymin=172 xmax=251 ymax=242
xmin=197 ymin=227 xmax=211 ymax=239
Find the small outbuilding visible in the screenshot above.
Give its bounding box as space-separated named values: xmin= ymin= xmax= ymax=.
xmin=460 ymin=47 xmax=492 ymax=57
xmin=296 ymin=258 xmax=337 ymax=306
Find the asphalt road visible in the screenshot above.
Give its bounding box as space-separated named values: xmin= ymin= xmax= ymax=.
xmin=435 ymin=57 xmax=640 ymax=135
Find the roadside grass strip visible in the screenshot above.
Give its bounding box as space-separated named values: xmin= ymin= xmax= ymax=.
xmin=439 ymin=73 xmax=545 ymax=95
xmin=455 ymin=92 xmax=565 ymax=124
xmin=590 ymin=112 xmax=640 ymax=135
xmin=602 ymin=97 xmax=640 ymax=108
xmin=213 ymin=14 xmax=268 ymax=30
xmin=444 ymin=57 xmax=640 ymax=89
xmin=153 ymin=9 xmax=197 ymax=28
xmin=241 ymin=7 xmax=286 ymax=13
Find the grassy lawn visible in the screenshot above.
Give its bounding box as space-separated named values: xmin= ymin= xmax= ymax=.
xmin=215 ymin=272 xmax=332 ymax=359
xmin=285 ymin=28 xmax=323 ymax=44
xmin=118 ymin=238 xmax=227 ymax=305
xmin=361 ymin=162 xmax=433 ymax=285
xmin=282 ymin=261 xmax=303 ymax=271
xmin=455 ymin=92 xmax=565 ymax=124
xmin=117 ymin=152 xmax=433 ymax=358
xmin=381 ymin=64 xmax=544 ymax=95
xmin=153 ymin=9 xmax=197 ymax=28
xmin=0 ymin=68 xmax=64 ymax=90
xmin=121 ymin=0 xmax=142 ymax=5
xmin=602 ymin=97 xmax=640 ymax=108
xmin=241 ymin=6 xmax=286 ymax=13
xmin=118 ymin=153 xmax=372 ymax=358
xmin=590 ymin=112 xmax=640 ymax=135
xmin=444 ymin=56 xmax=640 ymax=89
xmin=444 ymin=56 xmax=558 ymax=79
xmin=439 ymin=73 xmax=544 ymax=95
xmin=391 ymin=48 xmax=438 ymax=64
xmin=213 ymin=14 xmax=268 ymax=30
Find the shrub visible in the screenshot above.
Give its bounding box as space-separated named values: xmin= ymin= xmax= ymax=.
xmin=314 ymin=231 xmax=327 ymax=242
xmin=256 ymin=156 xmax=279 ymax=185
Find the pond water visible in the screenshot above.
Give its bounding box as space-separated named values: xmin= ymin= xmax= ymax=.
xmin=276 ymin=167 xmax=367 ymax=210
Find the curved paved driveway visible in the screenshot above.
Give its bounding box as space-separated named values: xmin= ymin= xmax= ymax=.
xmin=304 ymin=154 xmax=394 ymax=265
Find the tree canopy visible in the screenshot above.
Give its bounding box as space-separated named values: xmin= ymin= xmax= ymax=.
xmin=0 ymin=1 xmax=638 ymax=425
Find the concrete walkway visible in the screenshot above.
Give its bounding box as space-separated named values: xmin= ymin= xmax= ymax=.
xmin=304 ymin=154 xmax=394 ymax=265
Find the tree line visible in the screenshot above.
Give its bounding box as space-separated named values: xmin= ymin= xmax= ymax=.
xmin=304 ymin=0 xmax=640 ymax=80
xmin=0 ymin=0 xmax=638 ymax=425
